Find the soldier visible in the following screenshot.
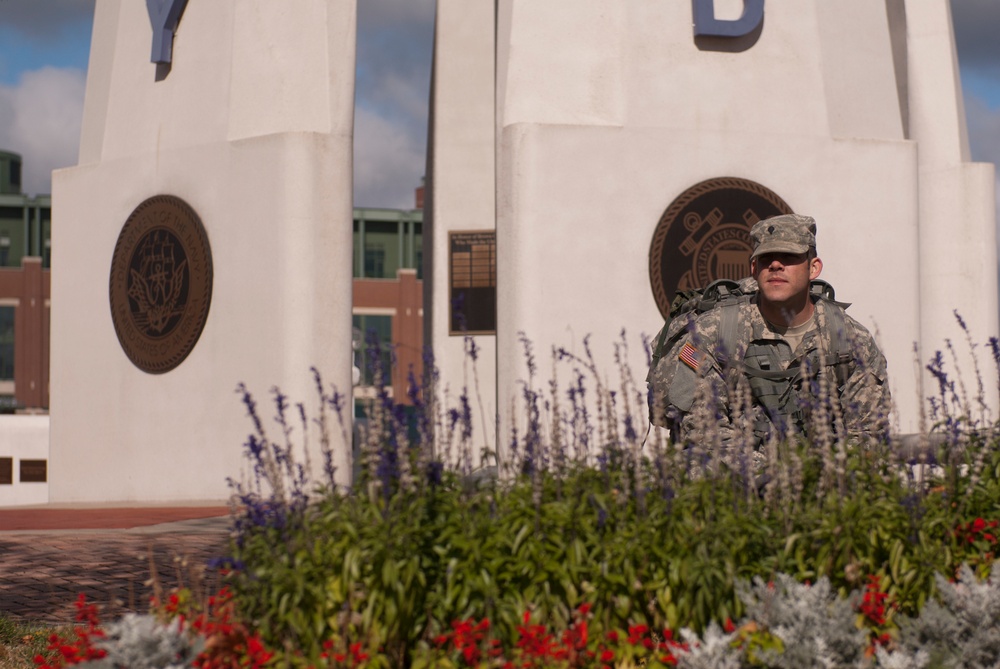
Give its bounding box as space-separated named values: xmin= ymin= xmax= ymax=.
xmin=647 ymin=214 xmax=891 ymax=454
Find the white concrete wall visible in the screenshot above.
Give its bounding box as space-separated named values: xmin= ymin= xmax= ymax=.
xmin=475 ymin=0 xmax=998 ymax=448
xmin=905 ymin=0 xmax=999 ymax=415
xmin=0 ymin=415 xmax=49 ymax=507
xmin=426 ymin=0 xmax=499 ymax=462
xmin=49 ymin=0 xmax=356 ymax=503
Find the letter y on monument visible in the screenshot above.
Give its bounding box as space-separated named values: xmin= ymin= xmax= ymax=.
xmin=692 ymin=0 xmax=764 ymax=38
xmin=146 ymin=0 xmax=190 ymax=63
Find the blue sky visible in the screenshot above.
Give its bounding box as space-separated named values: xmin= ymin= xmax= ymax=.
xmin=0 ymin=0 xmax=998 ymax=213
xmin=0 ymin=0 xmax=436 ymax=208
xmin=0 ymin=22 xmax=91 ymax=84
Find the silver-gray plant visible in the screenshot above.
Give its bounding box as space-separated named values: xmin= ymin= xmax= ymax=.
xmin=74 ymin=613 xmax=203 ymax=669
xmin=735 ymin=573 xmax=870 ymax=669
xmin=887 ymin=563 xmax=1000 ymax=669
xmin=677 ymin=621 xmax=741 ymax=669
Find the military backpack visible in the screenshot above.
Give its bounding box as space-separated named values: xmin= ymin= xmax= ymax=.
xmin=646 ymin=278 xmax=855 ymax=435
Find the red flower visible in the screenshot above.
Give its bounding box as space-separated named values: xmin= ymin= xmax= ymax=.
xmin=462 ymin=645 xmax=478 ymax=665
xmin=627 ymin=624 xmax=649 ymax=645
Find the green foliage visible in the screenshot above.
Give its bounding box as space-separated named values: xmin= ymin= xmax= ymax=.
xmin=228 ymin=435 xmax=1000 ymax=663
xmin=224 ymin=325 xmax=1000 ymax=663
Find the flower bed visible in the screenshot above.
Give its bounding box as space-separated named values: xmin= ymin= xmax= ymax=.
xmin=30 ymin=326 xmax=1000 ymax=667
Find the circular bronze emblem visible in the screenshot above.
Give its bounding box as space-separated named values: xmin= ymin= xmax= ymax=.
xmin=648 ymin=177 xmax=793 ymax=319
xmin=109 ymin=195 xmax=213 ymax=374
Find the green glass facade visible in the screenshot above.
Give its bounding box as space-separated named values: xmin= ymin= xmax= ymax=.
xmin=353 ymin=208 xmax=423 ymax=280
xmin=0 ymin=151 xmax=52 ymax=269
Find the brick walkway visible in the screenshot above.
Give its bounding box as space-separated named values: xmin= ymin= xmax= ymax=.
xmin=0 ymin=508 xmax=231 ymax=625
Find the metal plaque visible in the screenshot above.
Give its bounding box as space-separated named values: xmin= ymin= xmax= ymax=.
xmin=0 ymin=457 xmax=11 ymax=485
xmin=449 ymin=231 xmax=496 ymax=335
xmin=648 ymin=177 xmax=792 ymax=319
xmin=19 ymin=459 xmax=46 ymax=483
xmin=109 ymin=195 xmax=213 ymax=374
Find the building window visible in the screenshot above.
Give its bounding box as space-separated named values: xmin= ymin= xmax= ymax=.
xmin=353 ymin=214 xmax=423 ymax=279
xmin=364 ymin=246 xmax=385 ymax=278
xmin=10 ymin=160 xmax=20 ymax=189
xmin=0 ymin=218 xmax=23 ymax=268
xmin=353 ymin=314 xmax=393 ymax=388
xmin=365 ymin=221 xmax=402 ymax=278
xmin=0 ymin=307 xmax=13 ymax=381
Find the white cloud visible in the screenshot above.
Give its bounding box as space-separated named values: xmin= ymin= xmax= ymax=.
xmin=353 ymin=105 xmax=425 ymax=209
xmin=0 ymin=67 xmax=85 ymax=196
xmin=352 ymin=0 xmax=433 ymax=209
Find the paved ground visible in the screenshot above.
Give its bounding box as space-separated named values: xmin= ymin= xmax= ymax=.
xmin=0 ymin=507 xmax=232 ymax=625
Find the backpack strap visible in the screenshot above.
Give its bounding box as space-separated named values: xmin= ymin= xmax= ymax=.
xmin=814 ymin=298 xmax=853 ymax=389
xmin=716 ymin=295 xmax=756 ymax=367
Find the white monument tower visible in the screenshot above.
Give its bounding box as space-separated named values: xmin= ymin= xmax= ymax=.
xmin=427 ymin=0 xmax=997 ymax=449
xmin=424 ymin=0 xmax=500 ymax=456
xmin=49 ymin=0 xmax=357 ymax=502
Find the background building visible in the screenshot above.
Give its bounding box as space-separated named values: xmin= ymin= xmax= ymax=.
xmin=352 ymin=194 xmax=425 ymax=415
xmin=0 ymin=150 xmax=51 ymax=413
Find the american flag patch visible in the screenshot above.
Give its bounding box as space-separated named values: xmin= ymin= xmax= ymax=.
xmin=678 ymin=342 xmax=703 ymax=372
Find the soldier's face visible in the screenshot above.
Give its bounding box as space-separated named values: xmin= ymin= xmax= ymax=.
xmin=751 ymin=252 xmax=822 ymax=306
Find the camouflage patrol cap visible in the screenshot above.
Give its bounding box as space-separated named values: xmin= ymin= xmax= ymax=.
xmin=750 ymin=214 xmax=817 ymax=259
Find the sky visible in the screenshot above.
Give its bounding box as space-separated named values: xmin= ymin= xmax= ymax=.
xmin=0 ymin=0 xmax=998 ymax=216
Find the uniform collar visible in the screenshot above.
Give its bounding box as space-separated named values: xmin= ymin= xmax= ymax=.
xmin=749 ymin=295 xmax=825 ymax=342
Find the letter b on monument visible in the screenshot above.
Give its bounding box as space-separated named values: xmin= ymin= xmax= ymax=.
xmin=692 ymin=0 xmax=764 ymax=38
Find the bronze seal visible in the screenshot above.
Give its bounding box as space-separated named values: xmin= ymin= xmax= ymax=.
xmin=648 ymin=177 xmax=792 ymax=319
xmin=109 ymin=195 xmax=213 ymax=374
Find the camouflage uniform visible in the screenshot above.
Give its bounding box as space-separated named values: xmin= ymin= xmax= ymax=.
xmin=648 ymin=297 xmax=890 ymax=450
xmin=647 ymin=214 xmax=889 ymax=461
xmin=647 ymin=215 xmax=891 ymax=454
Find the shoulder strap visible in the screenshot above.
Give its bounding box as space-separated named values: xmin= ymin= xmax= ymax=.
xmin=717 ymin=300 xmax=749 ymax=366
xmin=800 ymin=298 xmax=854 ymax=387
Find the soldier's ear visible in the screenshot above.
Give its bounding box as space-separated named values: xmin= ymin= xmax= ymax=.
xmin=750 ymin=257 xmax=758 ymax=275
xmin=809 ymin=257 xmax=823 ymax=280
